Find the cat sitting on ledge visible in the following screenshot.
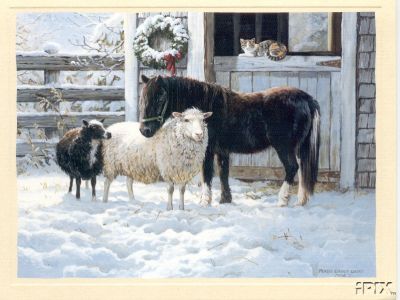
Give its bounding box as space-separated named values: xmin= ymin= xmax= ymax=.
xmin=239 ymin=38 xmax=287 ymax=61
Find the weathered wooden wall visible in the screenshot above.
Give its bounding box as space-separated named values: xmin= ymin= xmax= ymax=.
xmin=355 ymin=13 xmax=376 ymax=188
xmin=214 ymin=56 xmax=341 ymax=182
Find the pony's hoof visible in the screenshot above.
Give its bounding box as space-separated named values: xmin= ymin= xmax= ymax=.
xmin=294 ymin=199 xmax=308 ymax=206
xmin=219 ymin=191 xmax=232 ymax=204
xmin=178 ymin=205 xmax=184 ymax=210
xmin=166 ymin=204 xmax=173 ymax=211
xmin=91 ymin=196 xmax=96 ymax=202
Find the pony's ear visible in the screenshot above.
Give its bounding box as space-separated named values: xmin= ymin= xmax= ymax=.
xmin=240 ymin=38 xmax=244 ymax=42
xmin=203 ymin=112 xmax=213 ymax=119
xmin=99 ymin=118 xmax=105 ymax=123
xmin=172 ymin=112 xmax=182 ymax=118
xmin=82 ymin=119 xmax=89 ymax=127
xmin=141 ymin=75 xmax=150 ymax=83
xmin=155 ymin=75 xmax=166 ymax=90
xmin=251 ymin=38 xmax=255 ymax=42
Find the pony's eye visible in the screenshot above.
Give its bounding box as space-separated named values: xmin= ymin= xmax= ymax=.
xmin=184 ymin=119 xmax=189 ymax=122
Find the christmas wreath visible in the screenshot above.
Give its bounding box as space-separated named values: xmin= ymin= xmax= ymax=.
xmin=133 ymin=14 xmax=189 ymax=75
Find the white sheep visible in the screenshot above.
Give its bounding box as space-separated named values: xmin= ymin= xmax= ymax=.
xmin=102 ymin=108 xmax=212 ymax=210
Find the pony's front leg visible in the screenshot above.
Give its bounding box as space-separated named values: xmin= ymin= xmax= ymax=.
xmin=200 ymin=148 xmax=214 ymax=206
xmin=217 ymin=152 xmax=232 ymax=204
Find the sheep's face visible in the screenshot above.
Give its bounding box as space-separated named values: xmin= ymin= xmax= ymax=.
xmin=172 ymin=109 xmax=213 ymax=142
xmin=82 ymin=119 xmax=112 ymax=140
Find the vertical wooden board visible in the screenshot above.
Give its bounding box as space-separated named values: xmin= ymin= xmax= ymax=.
xmin=330 ymin=72 xmax=341 ymax=171
xmin=252 ymin=72 xmax=271 ymax=92
xmin=269 ymin=72 xmax=288 ymax=88
xmin=287 ymin=72 xmax=300 ymax=88
xmin=299 ymin=72 xmax=317 ymax=98
xmin=268 ymin=147 xmax=282 ymax=167
xmin=250 ymin=151 xmax=269 ymax=167
xmin=230 ymin=72 xmax=252 ymax=92
xmin=216 ymin=72 xmax=230 ymax=88
xmin=231 ymin=153 xmax=252 ymax=167
xmin=316 ymin=72 xmax=331 ymax=169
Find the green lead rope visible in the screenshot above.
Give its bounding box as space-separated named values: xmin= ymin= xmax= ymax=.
xmin=141 ymin=97 xmax=169 ymax=124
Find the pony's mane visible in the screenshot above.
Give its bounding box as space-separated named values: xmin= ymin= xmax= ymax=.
xmin=161 ymin=76 xmax=231 ymax=112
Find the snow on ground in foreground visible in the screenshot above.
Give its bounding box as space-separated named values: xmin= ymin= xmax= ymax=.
xmin=18 ymin=164 xmax=375 ymax=278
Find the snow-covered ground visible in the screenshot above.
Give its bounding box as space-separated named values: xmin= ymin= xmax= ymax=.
xmin=18 ymin=163 xmax=376 ymax=278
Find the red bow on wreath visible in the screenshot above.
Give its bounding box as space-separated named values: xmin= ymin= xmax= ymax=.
xmin=164 ymin=52 xmax=182 ymax=77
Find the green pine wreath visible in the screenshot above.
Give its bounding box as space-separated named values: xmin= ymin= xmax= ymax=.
xmin=133 ymin=14 xmax=189 ymax=69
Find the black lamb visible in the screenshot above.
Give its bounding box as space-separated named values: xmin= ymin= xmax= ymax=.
xmin=56 ymin=119 xmax=111 ymax=201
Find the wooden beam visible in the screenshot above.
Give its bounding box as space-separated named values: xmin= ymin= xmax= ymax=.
xmin=17 ymin=54 xmax=124 ymax=71
xmin=340 ymin=13 xmax=357 ymax=189
xmin=187 ymin=12 xmax=206 ymax=80
xmin=17 ymin=86 xmax=124 ymax=102
xmin=17 ymin=112 xmax=125 ymax=128
xmin=124 ymin=13 xmax=139 ymax=121
xmin=214 ymin=56 xmax=342 ymax=72
xmin=204 ymin=13 xmax=215 ymax=83
xmin=230 ymin=166 xmax=340 ymax=183
xmin=16 ymin=140 xmax=57 ymax=157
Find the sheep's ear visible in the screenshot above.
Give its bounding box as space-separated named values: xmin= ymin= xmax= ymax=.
xmin=141 ymin=75 xmax=150 ymax=83
xmin=82 ymin=119 xmax=89 ymax=127
xmin=99 ymin=118 xmax=105 ymax=123
xmin=203 ymin=112 xmax=213 ymax=119
xmin=172 ymin=112 xmax=182 ymax=118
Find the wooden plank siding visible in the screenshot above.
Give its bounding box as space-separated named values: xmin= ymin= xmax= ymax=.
xmin=214 ymin=63 xmax=341 ymax=182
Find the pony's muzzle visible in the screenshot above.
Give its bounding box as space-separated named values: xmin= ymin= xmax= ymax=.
xmin=140 ymin=126 xmax=153 ymax=138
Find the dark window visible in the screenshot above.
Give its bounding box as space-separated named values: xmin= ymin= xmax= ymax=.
xmin=214 ymin=13 xmax=341 ymax=56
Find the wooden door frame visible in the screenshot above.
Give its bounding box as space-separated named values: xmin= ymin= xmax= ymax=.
xmin=187 ymin=12 xmax=358 ymax=188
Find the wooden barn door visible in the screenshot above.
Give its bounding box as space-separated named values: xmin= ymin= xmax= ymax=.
xmin=214 ymin=57 xmax=341 ymax=182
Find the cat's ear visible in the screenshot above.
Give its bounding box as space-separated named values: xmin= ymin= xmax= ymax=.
xmin=251 ymin=38 xmax=256 ymax=42
xmin=240 ymin=38 xmax=244 ymax=43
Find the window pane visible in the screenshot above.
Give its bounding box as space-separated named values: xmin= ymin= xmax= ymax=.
xmin=288 ymin=13 xmax=331 ymax=52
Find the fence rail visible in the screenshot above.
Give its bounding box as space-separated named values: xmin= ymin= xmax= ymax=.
xmin=17 ymin=86 xmax=125 ymax=102
xmin=17 ymin=51 xmax=126 ymax=157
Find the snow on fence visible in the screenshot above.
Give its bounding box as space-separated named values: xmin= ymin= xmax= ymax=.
xmin=16 ymin=50 xmax=126 ymax=157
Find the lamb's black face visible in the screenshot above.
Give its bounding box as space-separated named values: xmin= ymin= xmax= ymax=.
xmin=139 ymin=75 xmax=168 ymax=138
xmin=82 ymin=119 xmax=112 ymax=140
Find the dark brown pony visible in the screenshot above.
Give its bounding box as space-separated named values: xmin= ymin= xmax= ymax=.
xmin=139 ymin=75 xmax=320 ymax=206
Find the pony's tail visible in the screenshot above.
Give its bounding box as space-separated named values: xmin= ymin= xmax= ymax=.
xmin=299 ymin=100 xmax=320 ymax=196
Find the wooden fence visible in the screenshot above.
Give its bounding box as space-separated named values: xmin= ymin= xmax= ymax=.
xmin=16 ymin=51 xmax=126 ymax=157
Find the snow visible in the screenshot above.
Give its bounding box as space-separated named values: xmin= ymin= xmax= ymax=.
xmin=43 ymin=42 xmax=61 ymax=54
xmin=18 ymin=163 xmax=376 ymax=278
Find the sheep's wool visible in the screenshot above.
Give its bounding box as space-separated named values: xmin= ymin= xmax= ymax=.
xmin=102 ymin=122 xmax=161 ymax=183
xmin=156 ymin=114 xmax=208 ymax=184
xmin=102 ymin=109 xmax=208 ymax=186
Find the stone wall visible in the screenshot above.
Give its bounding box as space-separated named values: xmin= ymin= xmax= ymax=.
xmin=356 ymin=13 xmax=376 ymax=188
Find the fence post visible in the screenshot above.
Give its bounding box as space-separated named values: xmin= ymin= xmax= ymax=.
xmin=124 ymin=13 xmax=139 ymax=121
xmin=43 ymin=44 xmax=62 ymax=139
